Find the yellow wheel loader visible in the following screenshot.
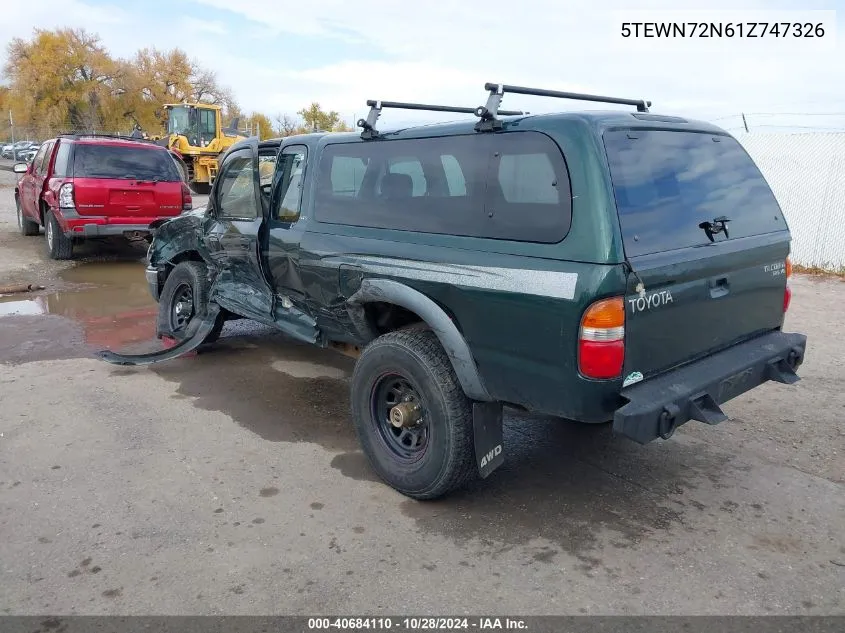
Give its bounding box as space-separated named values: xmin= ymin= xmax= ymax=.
xmin=153 ymin=103 xmax=247 ymax=194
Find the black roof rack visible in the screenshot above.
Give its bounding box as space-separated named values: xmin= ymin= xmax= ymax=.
xmin=56 ymin=132 xmax=156 ymax=144
xmin=357 ymin=99 xmax=525 ymax=140
xmin=474 ymin=83 xmax=652 ymax=131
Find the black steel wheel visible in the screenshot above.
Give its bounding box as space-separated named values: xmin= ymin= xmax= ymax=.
xmin=370 ymin=372 xmax=429 ymax=463
xmin=168 ymin=282 xmax=195 ymax=334
xmin=351 ymin=329 xmax=476 ymax=500
xmin=156 ymin=261 xmax=224 ymax=344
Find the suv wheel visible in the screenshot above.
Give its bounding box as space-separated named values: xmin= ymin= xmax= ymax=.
xmin=350 ymin=329 xmax=476 ymax=500
xmin=45 ymin=211 xmax=73 ymax=259
xmin=156 ymin=261 xmax=224 ymax=344
xmin=190 ymin=182 xmax=212 ymax=195
xmin=16 ymin=196 xmax=40 ymax=236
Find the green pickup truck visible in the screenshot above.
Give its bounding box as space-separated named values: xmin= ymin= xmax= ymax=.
xmin=99 ymin=83 xmax=808 ymax=500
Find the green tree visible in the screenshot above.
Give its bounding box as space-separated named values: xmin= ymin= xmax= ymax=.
xmin=117 ymin=47 xmax=238 ymax=135
xmin=243 ymin=112 xmax=275 ymax=139
xmin=297 ymin=102 xmax=352 ymax=132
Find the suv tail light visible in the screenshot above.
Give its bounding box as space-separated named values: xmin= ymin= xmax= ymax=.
xmin=58 ymin=183 xmax=74 ymax=208
xmin=783 ymin=256 xmax=793 ymax=312
xmin=578 ymin=296 xmax=625 ymax=380
xmin=181 ymin=182 xmax=193 ymax=211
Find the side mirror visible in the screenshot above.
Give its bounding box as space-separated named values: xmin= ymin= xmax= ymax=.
xmin=13 ymin=163 xmax=28 ymax=174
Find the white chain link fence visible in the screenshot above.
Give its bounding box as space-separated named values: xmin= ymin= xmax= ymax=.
xmin=736 ymin=131 xmax=845 ymax=272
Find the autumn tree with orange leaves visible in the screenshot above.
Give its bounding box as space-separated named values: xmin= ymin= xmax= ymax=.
xmin=1 ymin=27 xmax=352 ymax=142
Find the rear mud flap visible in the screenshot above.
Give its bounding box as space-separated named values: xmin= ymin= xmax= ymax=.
xmin=95 ymin=304 xmax=222 ymax=367
xmin=473 ymin=402 xmax=504 ymax=478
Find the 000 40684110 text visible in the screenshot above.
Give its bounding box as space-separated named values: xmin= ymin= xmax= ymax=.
xmin=306 ymin=617 xmax=529 ymax=630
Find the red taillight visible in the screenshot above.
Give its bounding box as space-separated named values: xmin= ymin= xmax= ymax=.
xmin=578 ymin=297 xmax=625 ymax=380
xmin=181 ymin=182 xmax=192 ymax=211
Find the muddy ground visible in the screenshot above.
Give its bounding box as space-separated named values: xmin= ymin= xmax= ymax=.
xmin=0 ymin=168 xmax=843 ymax=615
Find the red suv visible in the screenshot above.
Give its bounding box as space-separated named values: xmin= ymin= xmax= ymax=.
xmin=14 ymin=135 xmax=192 ymax=259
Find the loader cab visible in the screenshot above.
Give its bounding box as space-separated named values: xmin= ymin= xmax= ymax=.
xmin=165 ymin=105 xmax=219 ymax=148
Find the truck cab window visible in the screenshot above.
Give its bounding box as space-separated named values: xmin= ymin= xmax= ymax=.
xmin=275 ymin=146 xmax=307 ymax=222
xmin=217 ymin=151 xmax=258 ymax=220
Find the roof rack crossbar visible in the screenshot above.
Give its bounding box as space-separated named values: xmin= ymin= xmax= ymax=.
xmin=475 ymin=82 xmax=652 ymax=131
xmin=482 ymin=82 xmax=651 ymax=114
xmin=357 ymin=99 xmax=524 ymax=139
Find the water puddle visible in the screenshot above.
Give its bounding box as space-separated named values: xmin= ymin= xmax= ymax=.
xmin=0 ymin=261 xmax=159 ymax=359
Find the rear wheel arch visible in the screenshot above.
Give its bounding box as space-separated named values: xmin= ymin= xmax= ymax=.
xmin=347 ymin=279 xmax=492 ymax=402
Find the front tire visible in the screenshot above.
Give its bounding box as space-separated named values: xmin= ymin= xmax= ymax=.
xmin=45 ymin=210 xmax=73 ymax=260
xmin=16 ymin=196 xmax=40 ymax=236
xmin=350 ymin=329 xmax=476 ymax=500
xmin=156 ymin=261 xmax=224 ymax=344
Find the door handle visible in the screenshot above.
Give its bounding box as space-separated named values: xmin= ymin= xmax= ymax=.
xmin=709 ymin=277 xmax=729 ymax=298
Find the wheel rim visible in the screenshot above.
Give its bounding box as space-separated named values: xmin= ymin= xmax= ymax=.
xmin=169 ymin=283 xmax=195 ymax=332
xmin=46 ymin=218 xmax=53 ymax=249
xmin=370 ymin=372 xmax=429 ymax=463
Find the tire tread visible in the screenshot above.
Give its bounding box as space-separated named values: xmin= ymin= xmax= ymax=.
xmin=45 ymin=211 xmax=73 ymax=260
xmin=351 ymin=329 xmax=476 ymax=500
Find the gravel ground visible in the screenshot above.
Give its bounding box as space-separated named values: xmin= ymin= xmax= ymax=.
xmin=0 ymin=172 xmax=842 ymax=616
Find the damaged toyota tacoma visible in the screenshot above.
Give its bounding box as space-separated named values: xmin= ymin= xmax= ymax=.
xmin=98 ymin=83 xmax=808 ymax=500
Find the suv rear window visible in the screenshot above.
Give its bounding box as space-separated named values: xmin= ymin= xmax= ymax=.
xmin=72 ymin=143 xmax=181 ymax=181
xmin=603 ymin=129 xmax=785 ymax=258
xmin=314 ymin=132 xmax=572 ymax=243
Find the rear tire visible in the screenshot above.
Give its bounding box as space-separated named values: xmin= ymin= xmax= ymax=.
xmin=16 ymin=196 xmax=39 ymax=236
xmin=44 ymin=210 xmax=73 ymax=260
xmin=350 ymin=329 xmax=477 ymax=500
xmin=190 ymin=181 xmax=212 ymax=195
xmin=156 ymin=261 xmax=224 ymax=344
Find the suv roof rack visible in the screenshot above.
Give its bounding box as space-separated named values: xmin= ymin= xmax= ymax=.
xmin=474 ymin=83 xmax=651 ymax=131
xmin=357 ymin=99 xmax=525 ymax=140
xmin=57 ymin=132 xmax=156 ymax=144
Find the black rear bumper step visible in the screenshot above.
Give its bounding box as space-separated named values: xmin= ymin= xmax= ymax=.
xmin=613 ymin=331 xmax=807 ymax=444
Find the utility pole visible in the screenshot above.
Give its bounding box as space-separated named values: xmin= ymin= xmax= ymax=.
xmin=742 ymin=113 xmax=749 ymax=133
xmin=9 ymin=110 xmax=16 ymax=160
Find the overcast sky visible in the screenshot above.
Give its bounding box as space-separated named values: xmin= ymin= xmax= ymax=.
xmin=2 ymin=0 xmax=844 ymax=133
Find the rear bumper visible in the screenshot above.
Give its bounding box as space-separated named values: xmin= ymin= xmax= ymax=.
xmin=56 ymin=207 xmax=174 ymax=239
xmin=613 ymin=331 xmax=807 ymax=444
xmin=68 ymin=223 xmax=153 ymax=238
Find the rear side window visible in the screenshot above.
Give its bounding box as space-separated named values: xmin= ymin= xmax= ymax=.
xmin=52 ymin=142 xmax=72 ymax=177
xmin=36 ymin=142 xmax=54 ymax=175
xmin=30 ymin=144 xmax=50 ymax=174
xmin=603 ymin=129 xmax=785 ymax=258
xmin=313 ymin=132 xmax=572 ymax=243
xmin=71 ymin=144 xmax=181 ymax=181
